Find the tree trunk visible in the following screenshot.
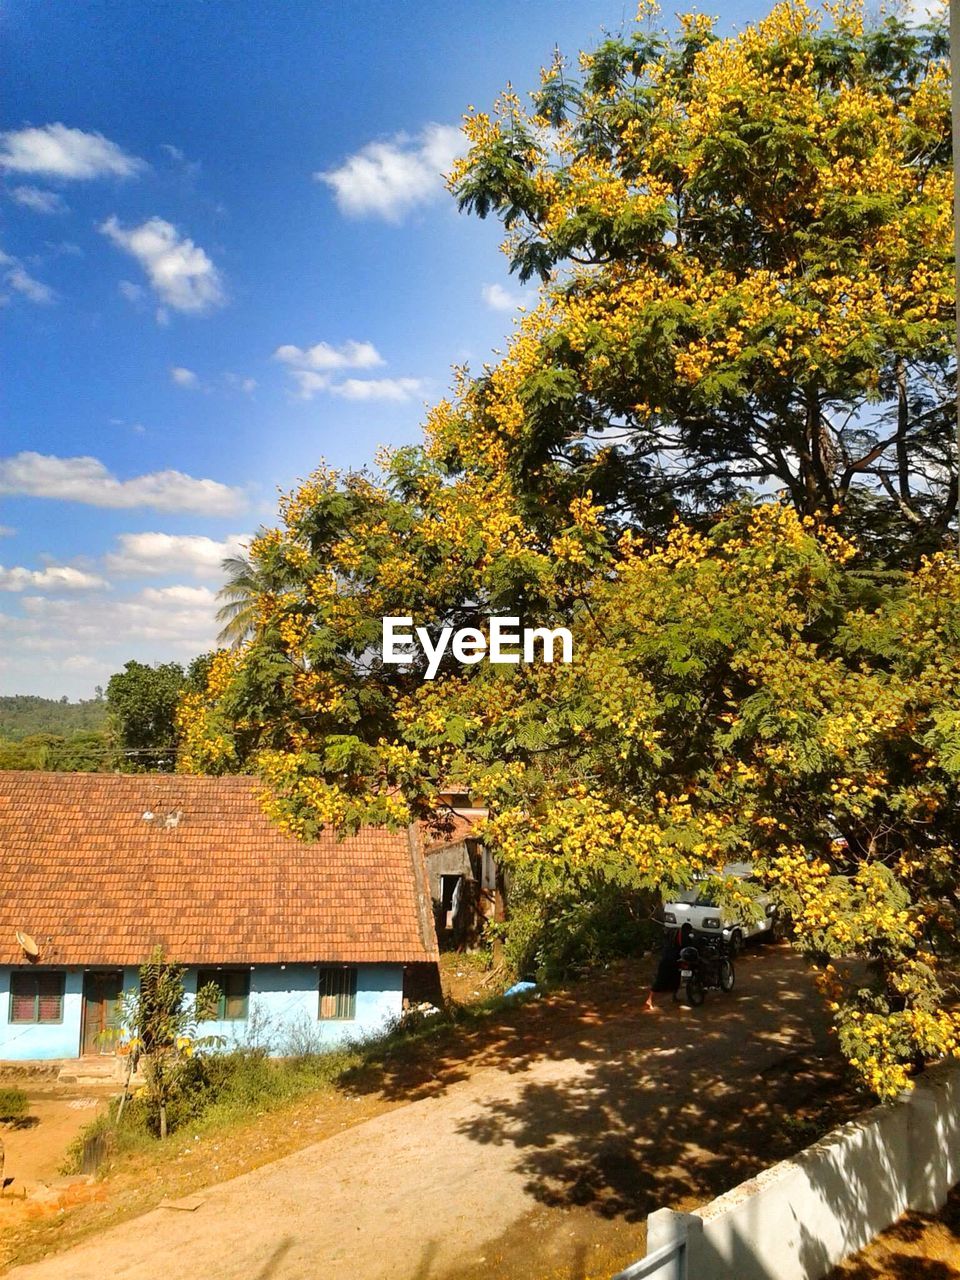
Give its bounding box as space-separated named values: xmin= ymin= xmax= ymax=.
xmin=804 ymin=386 xmax=834 ymax=516
xmin=490 ymin=865 xmax=508 ymax=967
xmin=895 ymin=357 xmax=911 ymax=502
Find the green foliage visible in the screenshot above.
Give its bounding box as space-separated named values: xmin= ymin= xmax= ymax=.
xmin=499 ymin=877 xmax=659 ymax=983
xmin=106 ymin=661 xmax=185 ymax=771
xmin=65 ymin=1042 xmax=370 ymax=1166
xmin=52 ymin=731 xmax=113 ymax=770
xmin=106 ymin=656 xmax=212 ymax=773
xmin=63 ymin=991 xmax=555 ymax=1173
xmin=215 ymin=554 xmax=280 ymax=649
xmin=180 ymin=3 xmax=960 ymax=1101
xmin=193 ymin=488 xmax=960 ymax=1098
xmin=0 ymin=731 xmax=113 ymax=772
xmin=0 ymin=694 xmax=107 ymax=742
xmin=116 ymin=948 xmax=222 ymax=1139
xmin=0 ymin=1088 xmax=28 ymax=1122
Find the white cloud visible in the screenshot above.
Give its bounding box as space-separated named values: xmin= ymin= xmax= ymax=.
xmin=0 ymin=526 xmax=15 ymax=537
xmin=0 ymin=123 xmax=144 ymax=180
xmin=0 ymin=582 xmax=226 ymax=697
xmin=286 ymin=370 xmax=332 ymax=399
xmin=100 ymin=215 xmax=226 ymax=314
xmin=9 ymin=185 xmax=68 ymax=214
xmin=316 ymin=123 xmax=463 ymax=221
xmin=170 ymin=365 xmax=199 ymax=389
xmin=0 ymin=247 xmax=56 ymax=305
xmin=45 ymin=240 xmax=83 ymax=258
xmin=0 ymin=563 xmax=107 ymax=592
xmin=109 ymin=417 xmax=147 ymax=436
xmin=140 ymin=584 xmax=218 ymax=606
xmin=2 ymin=585 xmax=220 ymax=667
xmin=274 ymin=340 xmax=383 ymax=371
xmin=482 ymin=282 xmax=524 ymax=312
xmin=106 ymin=531 xmax=250 ymax=579
xmin=5 ymin=264 xmax=56 ymax=304
xmin=275 ymin=339 xmax=387 ymax=399
xmin=0 ymin=452 xmax=247 ymax=515
xmin=160 ymin=143 xmax=201 ymax=177
xmin=330 ymin=377 xmax=426 ymax=402
xmin=17 ymin=585 xmax=219 ymax=641
xmin=224 ymin=373 xmax=257 ymax=394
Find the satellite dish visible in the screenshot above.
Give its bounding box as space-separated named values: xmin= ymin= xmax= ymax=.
xmin=15 ymin=931 xmax=39 ymax=959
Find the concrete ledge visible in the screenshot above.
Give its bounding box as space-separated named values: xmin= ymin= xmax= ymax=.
xmin=640 ymin=1060 xmax=960 ymax=1280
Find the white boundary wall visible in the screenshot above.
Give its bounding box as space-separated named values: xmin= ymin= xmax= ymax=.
xmin=645 ymin=1060 xmax=960 ymax=1280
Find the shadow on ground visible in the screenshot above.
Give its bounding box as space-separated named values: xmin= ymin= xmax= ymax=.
xmin=829 ymin=1183 xmax=960 ymax=1280
xmin=346 ymin=946 xmax=861 ymax=1233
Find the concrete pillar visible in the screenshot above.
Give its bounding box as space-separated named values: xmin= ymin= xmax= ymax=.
xmin=646 ymin=1208 xmax=703 ymax=1277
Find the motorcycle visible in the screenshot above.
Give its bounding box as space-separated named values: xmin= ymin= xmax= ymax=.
xmin=675 ymin=933 xmax=735 ymax=1006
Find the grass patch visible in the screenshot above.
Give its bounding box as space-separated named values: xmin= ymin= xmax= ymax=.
xmin=441 ymin=948 xmax=494 ymax=974
xmin=0 ymin=1087 xmax=28 ymax=1122
xmin=63 ymin=989 xmax=527 ymax=1175
xmin=62 ymin=1046 xmax=362 ymax=1173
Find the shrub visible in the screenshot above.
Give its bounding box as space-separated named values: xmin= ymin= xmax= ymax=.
xmin=0 ymin=1088 xmax=28 ymax=1122
xmin=500 ymin=879 xmax=660 ymax=983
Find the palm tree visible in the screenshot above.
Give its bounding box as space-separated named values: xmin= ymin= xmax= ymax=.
xmin=215 ymin=554 xmax=262 ymax=648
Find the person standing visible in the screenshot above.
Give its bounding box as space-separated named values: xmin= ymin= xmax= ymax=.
xmin=643 ymin=921 xmax=693 ymax=1011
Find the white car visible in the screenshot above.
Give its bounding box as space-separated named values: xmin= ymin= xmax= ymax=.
xmin=662 ymin=863 xmax=779 ymax=954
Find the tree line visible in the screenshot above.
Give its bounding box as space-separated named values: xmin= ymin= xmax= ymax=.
xmin=0 ymin=657 xmax=213 ymax=773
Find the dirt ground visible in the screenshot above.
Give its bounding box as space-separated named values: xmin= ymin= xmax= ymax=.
xmin=0 ymin=943 xmax=863 ymax=1280
xmin=0 ymin=1081 xmax=109 ymax=1190
xmin=0 ymin=1073 xmax=115 ymax=1244
xmin=829 ymin=1184 xmax=960 ymax=1279
xmin=0 ymin=1075 xmax=115 ymax=1186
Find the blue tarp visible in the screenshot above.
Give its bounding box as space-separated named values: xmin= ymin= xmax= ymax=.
xmin=504 ymin=980 xmax=537 ymax=998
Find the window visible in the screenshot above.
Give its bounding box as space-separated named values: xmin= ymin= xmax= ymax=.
xmin=196 ymin=969 xmax=250 ymax=1021
xmin=318 ymin=967 xmax=357 ymax=1020
xmin=10 ymin=971 xmax=64 ymax=1024
xmin=440 ymin=874 xmax=465 ymax=930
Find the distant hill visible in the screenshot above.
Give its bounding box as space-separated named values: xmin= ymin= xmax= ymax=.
xmin=0 ymin=695 xmax=108 ymax=741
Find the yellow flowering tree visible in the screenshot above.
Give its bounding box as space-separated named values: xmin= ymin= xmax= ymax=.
xmin=180 ymin=464 xmax=960 ymax=1097
xmin=451 ymin=1 xmax=954 ymax=560
xmin=178 ymin=3 xmax=960 ymax=1099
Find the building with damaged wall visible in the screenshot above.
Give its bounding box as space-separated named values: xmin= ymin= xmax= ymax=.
xmin=421 ymin=796 xmax=500 ymax=949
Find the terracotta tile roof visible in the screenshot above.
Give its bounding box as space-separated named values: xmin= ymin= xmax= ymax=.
xmin=0 ymin=772 xmax=438 ymax=967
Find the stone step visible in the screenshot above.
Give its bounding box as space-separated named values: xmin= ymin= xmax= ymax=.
xmin=57 ymin=1057 xmax=128 ymax=1086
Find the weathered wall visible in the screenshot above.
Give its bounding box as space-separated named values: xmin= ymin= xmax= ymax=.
xmin=644 ymin=1061 xmax=960 ymax=1280
xmin=424 ymin=844 xmax=474 ymax=902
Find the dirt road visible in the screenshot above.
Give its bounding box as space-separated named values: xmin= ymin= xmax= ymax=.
xmin=6 ymin=947 xmax=857 ymax=1280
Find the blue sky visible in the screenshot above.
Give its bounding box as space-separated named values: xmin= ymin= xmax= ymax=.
xmin=1 ymin=0 xmax=834 ymax=698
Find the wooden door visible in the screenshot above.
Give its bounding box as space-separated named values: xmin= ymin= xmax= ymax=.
xmin=81 ymin=971 xmax=123 ymax=1056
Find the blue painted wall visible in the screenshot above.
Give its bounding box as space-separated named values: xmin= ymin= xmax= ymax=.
xmin=0 ymin=963 xmax=405 ymax=1060
xmin=188 ymin=963 xmax=404 ymax=1053
xmin=0 ymin=968 xmax=85 ymax=1060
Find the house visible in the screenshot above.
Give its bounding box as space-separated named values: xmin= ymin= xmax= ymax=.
xmin=0 ymin=772 xmax=438 ymax=1061
xmin=421 ymin=792 xmax=501 ymax=949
